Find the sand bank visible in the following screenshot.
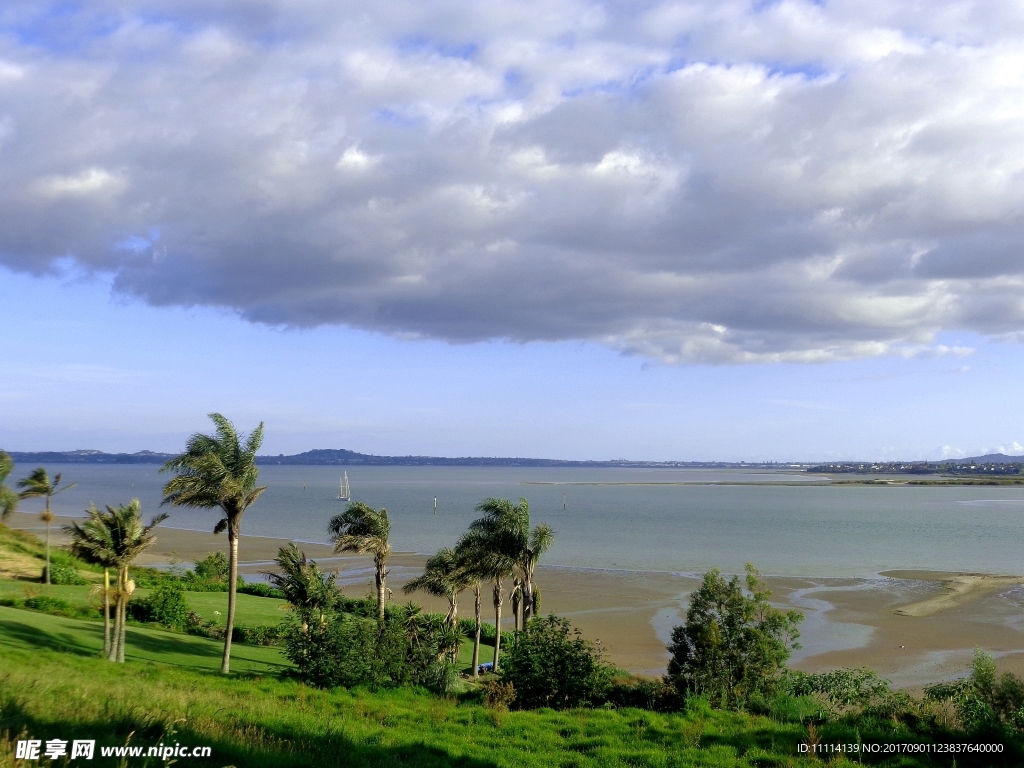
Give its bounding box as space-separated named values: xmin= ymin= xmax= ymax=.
xmin=7 ymin=511 xmax=1024 ymax=687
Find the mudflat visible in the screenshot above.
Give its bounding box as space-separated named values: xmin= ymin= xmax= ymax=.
xmin=10 ymin=510 xmax=1024 ymax=688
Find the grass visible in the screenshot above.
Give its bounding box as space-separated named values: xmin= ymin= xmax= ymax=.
xmin=3 ymin=607 xmax=1022 ymax=767
xmin=0 ymin=605 xmax=287 ymax=674
xmin=0 ymin=609 xmax=834 ymax=768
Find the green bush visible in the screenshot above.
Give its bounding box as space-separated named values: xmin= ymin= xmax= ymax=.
xmin=194 ymin=551 xmax=229 ymax=582
xmin=781 ymin=667 xmax=892 ymax=707
xmin=46 ymin=562 xmax=88 ymax=585
xmin=499 ymin=615 xmax=611 ymax=709
xmin=231 ymin=624 xmax=283 ymax=646
xmin=283 ymin=611 xmax=455 ymax=690
xmin=604 ymin=677 xmax=681 ymax=711
xmin=23 ymin=596 xmax=93 ymax=620
xmin=666 ymin=564 xmax=802 ymax=709
xmin=238 ymin=582 xmax=286 ymax=599
xmin=926 ymin=649 xmax=1024 ymax=731
xmin=130 ymin=581 xmax=191 ymax=629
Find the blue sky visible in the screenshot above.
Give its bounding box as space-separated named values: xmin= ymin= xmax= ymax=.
xmin=3 ymin=266 xmax=1022 ymax=461
xmin=3 ymin=1 xmax=1024 ymax=460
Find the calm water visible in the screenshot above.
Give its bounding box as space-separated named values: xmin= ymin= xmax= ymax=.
xmin=18 ymin=464 xmax=1024 ymax=577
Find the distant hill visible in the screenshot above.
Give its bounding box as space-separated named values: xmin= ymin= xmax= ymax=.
xmin=3 ymin=448 xmax=798 ymax=469
xmin=5 ymin=450 xmax=173 ymax=464
xmin=953 ymin=454 xmax=1024 ymax=464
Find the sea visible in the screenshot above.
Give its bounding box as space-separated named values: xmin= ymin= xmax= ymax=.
xmin=16 ymin=464 xmax=1024 ymax=578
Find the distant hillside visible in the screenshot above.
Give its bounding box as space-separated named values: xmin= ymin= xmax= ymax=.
xmin=4 ymin=447 xmax=797 ymax=469
xmin=954 ymin=453 xmax=1024 ymax=464
xmin=6 ymin=450 xmax=173 ymax=464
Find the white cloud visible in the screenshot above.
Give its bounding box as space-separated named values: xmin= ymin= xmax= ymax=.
xmin=3 ymin=1 xmax=1024 ymax=362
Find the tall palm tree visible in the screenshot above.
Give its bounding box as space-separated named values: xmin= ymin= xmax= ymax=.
xmin=0 ymin=451 xmax=19 ymax=522
xmin=520 ymin=522 xmax=554 ymax=623
xmin=161 ymin=413 xmax=267 ymax=674
xmin=64 ymin=504 xmax=119 ymax=657
xmin=465 ymin=498 xmax=525 ymax=673
xmin=328 ymin=501 xmax=390 ymax=620
xmin=266 ymin=543 xmax=339 ymax=628
xmin=109 ymin=500 xmax=166 ymax=662
xmin=403 ymin=547 xmax=472 ymax=627
xmin=18 ymin=468 xmax=76 ymax=584
xmin=454 ymin=534 xmax=489 ymax=678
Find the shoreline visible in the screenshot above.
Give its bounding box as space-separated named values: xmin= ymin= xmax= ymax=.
xmin=7 ymin=510 xmax=1024 ymax=687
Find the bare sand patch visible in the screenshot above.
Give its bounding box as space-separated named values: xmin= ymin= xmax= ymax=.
xmin=884 ymin=571 xmax=1024 ymax=617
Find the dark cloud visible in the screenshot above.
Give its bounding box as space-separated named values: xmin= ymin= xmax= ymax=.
xmin=2 ymin=0 xmax=1024 ymax=362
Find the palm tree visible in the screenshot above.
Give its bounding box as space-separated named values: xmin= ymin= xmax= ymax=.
xmin=108 ymin=500 xmax=166 ymax=662
xmin=18 ymin=468 xmax=77 ymax=584
xmin=328 ymin=501 xmax=390 ymax=620
xmin=464 ymin=498 xmax=525 ymax=673
xmin=161 ymin=413 xmax=267 ymax=674
xmin=64 ymin=504 xmax=119 ymax=657
xmin=453 ymin=535 xmax=489 ymax=678
xmin=520 ymin=522 xmax=554 ymax=623
xmin=403 ymin=547 xmax=472 ymax=627
xmin=0 ymin=451 xmax=19 ymax=522
xmin=266 ymin=543 xmax=339 ymax=628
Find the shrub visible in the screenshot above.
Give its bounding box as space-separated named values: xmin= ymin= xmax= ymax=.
xmin=284 ymin=611 xmax=456 ymax=689
xmin=499 ymin=615 xmax=611 ymax=709
xmin=47 ymin=562 xmax=87 ymax=586
xmin=605 ymin=677 xmax=681 ymax=712
xmin=925 ymin=649 xmax=1024 ymax=731
xmin=238 ymin=582 xmax=286 ymax=599
xmin=194 ymin=551 xmax=229 ymax=582
xmin=23 ymin=596 xmax=92 ymax=619
xmin=666 ymin=564 xmax=802 ymax=709
xmin=231 ymin=624 xmax=283 ymax=646
xmin=781 ymin=667 xmax=892 ymax=708
xmin=483 ymin=680 xmax=517 ymax=710
xmin=130 ymin=581 xmax=191 ymax=629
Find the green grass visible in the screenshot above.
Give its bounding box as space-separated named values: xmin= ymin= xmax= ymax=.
xmin=0 ymin=578 xmax=291 ymax=627
xmin=0 ymin=605 xmax=287 ymax=674
xmin=0 ymin=609 xmax=831 ymax=768
xmin=3 ymin=605 xmax=1020 ymax=767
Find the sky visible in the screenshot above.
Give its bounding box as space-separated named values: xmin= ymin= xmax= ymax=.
xmin=2 ymin=0 xmax=1024 ymax=461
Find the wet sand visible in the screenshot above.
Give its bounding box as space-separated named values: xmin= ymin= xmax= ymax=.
xmin=8 ymin=510 xmax=1024 ymax=687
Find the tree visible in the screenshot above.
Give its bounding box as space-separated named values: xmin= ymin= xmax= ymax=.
xmin=64 ymin=504 xmax=120 ymax=657
xmin=328 ymin=501 xmax=391 ymax=620
xmin=666 ymin=564 xmax=802 ymax=708
xmin=0 ymin=451 xmax=19 ymax=521
xmin=464 ymin=498 xmax=524 ymax=673
xmin=17 ymin=468 xmax=76 ymax=584
xmin=403 ymin=547 xmax=472 ymax=627
xmin=520 ymin=522 xmax=554 ymax=623
xmin=66 ymin=499 xmax=165 ymax=662
xmin=267 ymin=543 xmax=339 ymax=628
xmin=500 ymin=615 xmax=611 ymax=709
xmin=454 ymin=534 xmax=489 ymax=678
xmin=161 ymin=413 xmax=267 ymax=674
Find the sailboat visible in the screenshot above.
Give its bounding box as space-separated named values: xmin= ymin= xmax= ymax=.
xmin=337 ymin=472 xmax=351 ymax=501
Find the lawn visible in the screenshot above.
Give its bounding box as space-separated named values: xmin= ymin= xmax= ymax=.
xmin=0 ymin=604 xmax=287 ymax=674
xmin=0 ymin=607 xmax=831 ymax=768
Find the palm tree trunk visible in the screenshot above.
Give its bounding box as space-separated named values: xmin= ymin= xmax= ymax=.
xmin=523 ymin=571 xmax=534 ymax=623
xmin=492 ymin=577 xmax=503 ymax=674
xmin=375 ymin=555 xmax=387 ymax=621
xmin=102 ymin=568 xmax=111 ymax=658
xmin=108 ymin=568 xmax=122 ymax=662
xmin=44 ymin=500 xmax=51 ymax=585
xmin=222 ymin=527 xmax=239 ymax=674
xmin=117 ymin=567 xmax=128 ymax=663
xmin=447 ymin=594 xmax=458 ymax=626
xmin=472 ymin=582 xmax=481 ymax=678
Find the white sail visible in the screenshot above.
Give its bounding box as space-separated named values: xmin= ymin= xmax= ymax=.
xmin=337 ymin=472 xmax=351 ymax=500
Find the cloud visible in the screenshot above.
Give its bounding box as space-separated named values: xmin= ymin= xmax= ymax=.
xmin=3 ymin=0 xmax=1024 ymax=362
